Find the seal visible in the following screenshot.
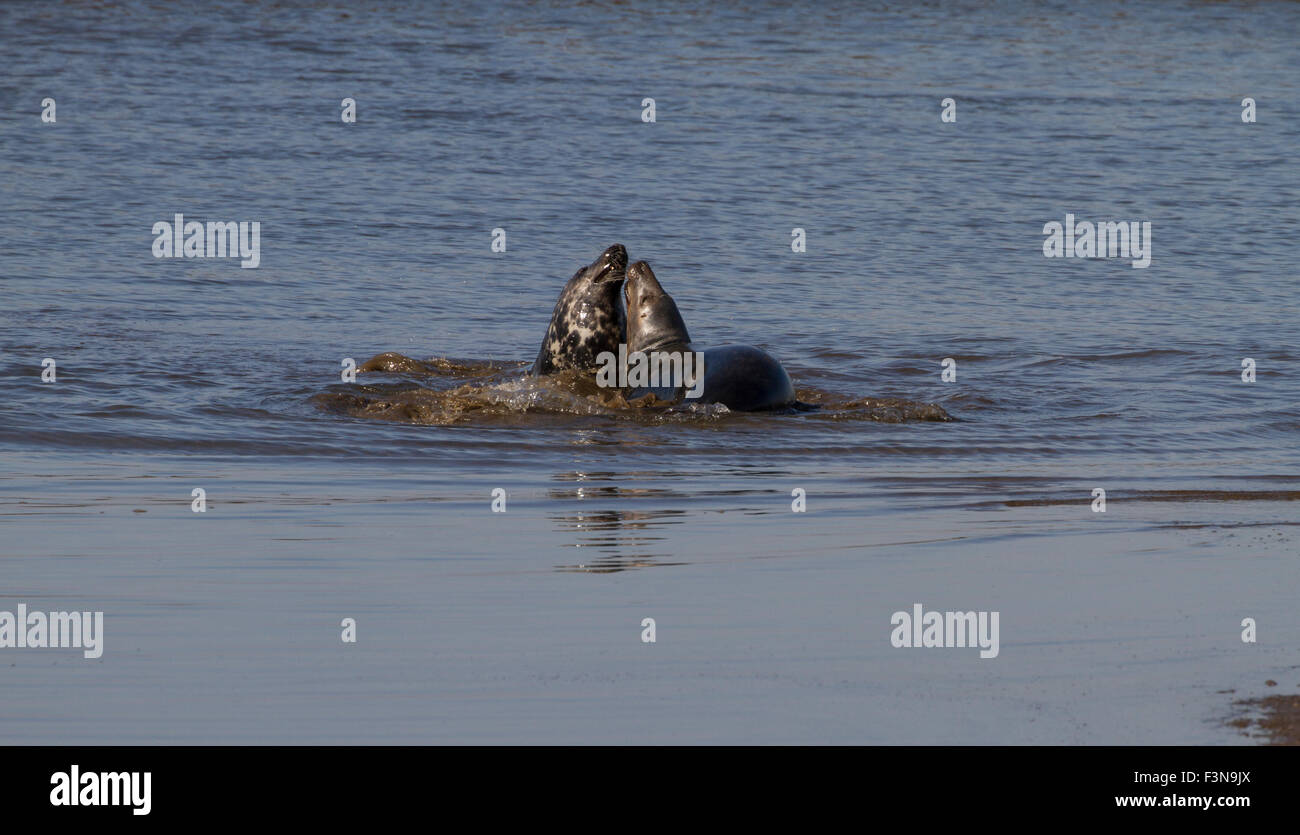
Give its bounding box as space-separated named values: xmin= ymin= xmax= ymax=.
xmin=532 ymin=244 xmax=628 ymax=375
xmin=623 ymin=260 xmax=796 ymax=411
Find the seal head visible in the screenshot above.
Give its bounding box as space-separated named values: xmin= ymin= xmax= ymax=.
xmin=532 ymin=244 xmax=628 ymax=375
xmin=624 ymin=260 xmax=691 ymax=353
xmin=622 ymin=260 xmax=796 ymax=411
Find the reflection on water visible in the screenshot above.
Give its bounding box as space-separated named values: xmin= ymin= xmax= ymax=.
xmin=548 ymin=470 xmax=689 ymax=571
xmin=543 ymin=468 xmax=840 ymax=571
xmin=550 ymin=509 xmax=689 ymax=573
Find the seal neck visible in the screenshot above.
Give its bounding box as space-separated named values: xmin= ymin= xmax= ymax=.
xmin=631 ymin=337 xmax=692 ymax=355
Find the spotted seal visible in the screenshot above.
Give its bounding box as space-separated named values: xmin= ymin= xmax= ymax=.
xmin=532 ymin=244 xmax=628 ymax=375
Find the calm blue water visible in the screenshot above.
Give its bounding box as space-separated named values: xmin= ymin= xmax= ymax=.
xmin=0 ymin=0 xmax=1297 ymax=743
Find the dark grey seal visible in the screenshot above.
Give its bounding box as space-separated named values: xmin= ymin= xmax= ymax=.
xmin=532 ymin=244 xmax=628 ymax=375
xmin=623 ymin=260 xmax=796 ymax=411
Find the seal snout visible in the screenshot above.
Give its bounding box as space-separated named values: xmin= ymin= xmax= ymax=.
xmin=625 ymin=260 xmax=664 ymax=301
xmin=593 ymin=243 xmax=628 ymax=283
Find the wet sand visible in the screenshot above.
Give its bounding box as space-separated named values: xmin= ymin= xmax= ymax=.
xmin=1228 ymin=682 xmax=1300 ymax=745
xmin=1 ymin=457 xmax=1295 ymax=744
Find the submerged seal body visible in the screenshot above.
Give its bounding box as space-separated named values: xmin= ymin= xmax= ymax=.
xmin=532 ymin=244 xmax=628 ymax=375
xmin=623 ymin=261 xmax=796 ymax=411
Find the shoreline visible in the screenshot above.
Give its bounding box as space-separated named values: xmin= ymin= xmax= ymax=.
xmin=1228 ymin=683 xmax=1300 ymax=745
